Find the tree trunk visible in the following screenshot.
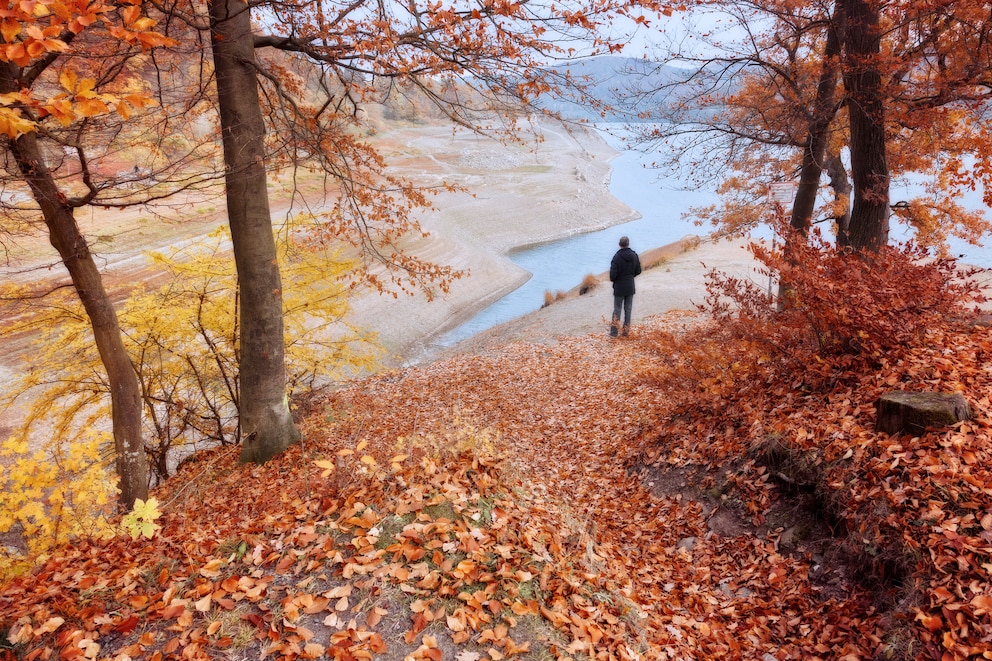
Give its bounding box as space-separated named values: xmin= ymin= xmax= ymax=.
xmin=6 ymin=128 xmax=149 ymax=510
xmin=778 ymin=2 xmax=847 ymax=308
xmin=842 ymin=0 xmax=890 ymax=252
xmin=789 ymin=2 xmax=846 ymax=237
xmin=209 ymin=0 xmax=300 ymax=463
xmin=826 ymin=153 xmax=853 ymax=246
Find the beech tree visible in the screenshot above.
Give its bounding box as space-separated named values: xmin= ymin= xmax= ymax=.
xmin=625 ymin=0 xmax=992 ymax=253
xmin=0 ymin=0 xmax=187 ymax=509
xmin=207 ymin=0 xmax=300 ymax=462
xmin=842 ymin=0 xmax=887 ymax=251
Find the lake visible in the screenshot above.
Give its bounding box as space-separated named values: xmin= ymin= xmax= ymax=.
xmin=437 ymin=127 xmax=992 ymax=346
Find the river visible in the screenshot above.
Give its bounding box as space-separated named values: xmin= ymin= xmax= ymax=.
xmin=437 ymin=127 xmax=992 ymax=346
xmin=437 ymin=127 xmax=722 ymax=345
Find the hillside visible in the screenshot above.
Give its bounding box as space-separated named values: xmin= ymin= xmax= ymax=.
xmin=2 ymin=278 xmax=991 ymax=659
xmin=536 ymin=56 xmax=721 ymax=123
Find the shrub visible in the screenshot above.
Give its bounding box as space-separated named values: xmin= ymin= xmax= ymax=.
xmin=708 ymin=228 xmax=983 ymax=361
xmin=0 ymin=227 xmax=382 ymax=576
xmin=637 ymin=227 xmax=984 ymax=416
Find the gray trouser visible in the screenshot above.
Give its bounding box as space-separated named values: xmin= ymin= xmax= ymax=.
xmin=612 ymin=294 xmax=633 ymax=333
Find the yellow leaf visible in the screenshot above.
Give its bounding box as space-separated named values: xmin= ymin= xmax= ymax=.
xmin=122 ymin=5 xmax=140 ymax=25
xmin=74 ymin=77 xmax=98 ymax=97
xmin=194 ymin=595 xmax=212 ymax=612
xmin=132 ymin=16 xmax=157 ymax=31
xmin=0 ymin=108 xmax=35 ymax=138
xmin=446 ymin=613 xmax=465 ymax=632
xmin=59 ymin=69 xmax=78 ymax=93
xmin=136 ymin=31 xmax=178 ymax=49
xmin=302 ymin=643 xmax=325 ymax=659
xmin=36 ymin=617 xmax=64 ymax=635
xmin=75 ymin=98 xmax=106 ymax=118
xmin=199 ymin=559 xmax=225 ymax=578
xmin=326 ymin=585 xmax=352 ymax=599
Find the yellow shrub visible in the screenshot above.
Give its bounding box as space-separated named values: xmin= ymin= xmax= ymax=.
xmin=0 ymin=225 xmax=381 ymax=577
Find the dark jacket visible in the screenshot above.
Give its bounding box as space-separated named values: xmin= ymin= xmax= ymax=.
xmin=610 ymin=247 xmax=642 ymax=297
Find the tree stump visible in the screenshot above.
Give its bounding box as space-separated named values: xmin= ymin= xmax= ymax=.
xmin=875 ymin=391 xmax=970 ymax=436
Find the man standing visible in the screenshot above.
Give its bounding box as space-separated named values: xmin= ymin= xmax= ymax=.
xmin=609 ymin=236 xmax=642 ymax=337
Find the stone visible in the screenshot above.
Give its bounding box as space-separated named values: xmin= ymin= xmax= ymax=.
xmin=875 ymin=391 xmax=970 ymax=436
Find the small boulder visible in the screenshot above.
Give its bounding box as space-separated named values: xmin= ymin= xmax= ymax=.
xmin=875 ymin=391 xmax=970 ymax=436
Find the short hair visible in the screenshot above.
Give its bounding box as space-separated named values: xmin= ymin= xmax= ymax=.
xmin=619 ymin=236 xmax=630 ymax=248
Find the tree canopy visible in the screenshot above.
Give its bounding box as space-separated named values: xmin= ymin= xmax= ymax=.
xmin=622 ymin=0 xmax=992 ymax=253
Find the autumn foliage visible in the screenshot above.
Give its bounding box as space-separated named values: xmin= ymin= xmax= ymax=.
xmin=3 ymin=255 xmax=992 ymax=658
xmin=708 ymin=230 xmax=984 ymax=360
xmin=0 ymin=227 xmax=379 ymax=573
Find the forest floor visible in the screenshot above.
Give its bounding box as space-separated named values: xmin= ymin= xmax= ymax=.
xmin=3 ymin=274 xmax=992 ymax=658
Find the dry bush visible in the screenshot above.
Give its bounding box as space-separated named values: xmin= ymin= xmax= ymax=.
xmin=638 ymin=229 xmax=983 ymax=415
xmin=711 ymin=228 xmax=983 ymax=363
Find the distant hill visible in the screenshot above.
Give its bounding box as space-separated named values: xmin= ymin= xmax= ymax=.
xmin=537 ymin=55 xmax=729 ymax=123
xmin=536 ymin=55 xmax=695 ymax=122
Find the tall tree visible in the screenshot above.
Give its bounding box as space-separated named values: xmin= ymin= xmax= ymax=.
xmin=0 ymin=2 xmax=182 ymax=509
xmin=620 ymin=1 xmax=853 ymax=239
xmin=791 ymin=2 xmax=846 ymax=240
xmin=841 ymin=0 xmax=888 ymax=251
xmin=208 ymin=0 xmax=300 ymax=462
xmin=3 ymin=128 xmax=150 ymax=508
xmin=626 ymin=0 xmax=992 ymax=253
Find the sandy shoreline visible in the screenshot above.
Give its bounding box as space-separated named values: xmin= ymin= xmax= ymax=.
xmin=347 ymin=122 xmax=643 ymax=365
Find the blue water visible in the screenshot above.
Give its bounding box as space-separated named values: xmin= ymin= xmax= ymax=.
xmin=436 ymin=130 xmax=721 ymax=345
xmin=436 ymin=128 xmax=992 ymax=346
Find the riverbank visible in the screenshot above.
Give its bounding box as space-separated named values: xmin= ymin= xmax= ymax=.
xmin=422 ymin=235 xmax=761 ymax=363
xmin=345 ymin=122 xmax=641 ymax=365
xmin=347 ymin=123 xmax=767 ymax=367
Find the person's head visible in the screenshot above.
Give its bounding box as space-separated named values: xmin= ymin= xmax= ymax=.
xmin=619 ymin=236 xmax=630 ymax=248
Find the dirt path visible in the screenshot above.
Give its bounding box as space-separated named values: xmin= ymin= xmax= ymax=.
xmin=324 ymin=296 xmax=879 ymax=657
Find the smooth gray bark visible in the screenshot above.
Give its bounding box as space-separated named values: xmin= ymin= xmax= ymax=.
xmin=842 ymin=0 xmax=890 ymax=252
xmin=208 ymin=0 xmax=301 ymax=463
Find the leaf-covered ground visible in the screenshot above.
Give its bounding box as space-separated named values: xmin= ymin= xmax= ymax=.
xmin=2 ymin=309 xmax=992 ymax=660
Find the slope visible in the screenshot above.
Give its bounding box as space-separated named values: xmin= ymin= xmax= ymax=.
xmin=2 ymin=299 xmax=991 ymax=659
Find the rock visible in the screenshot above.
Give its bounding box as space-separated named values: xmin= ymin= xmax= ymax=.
xmin=875 ymin=391 xmax=970 ymax=436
